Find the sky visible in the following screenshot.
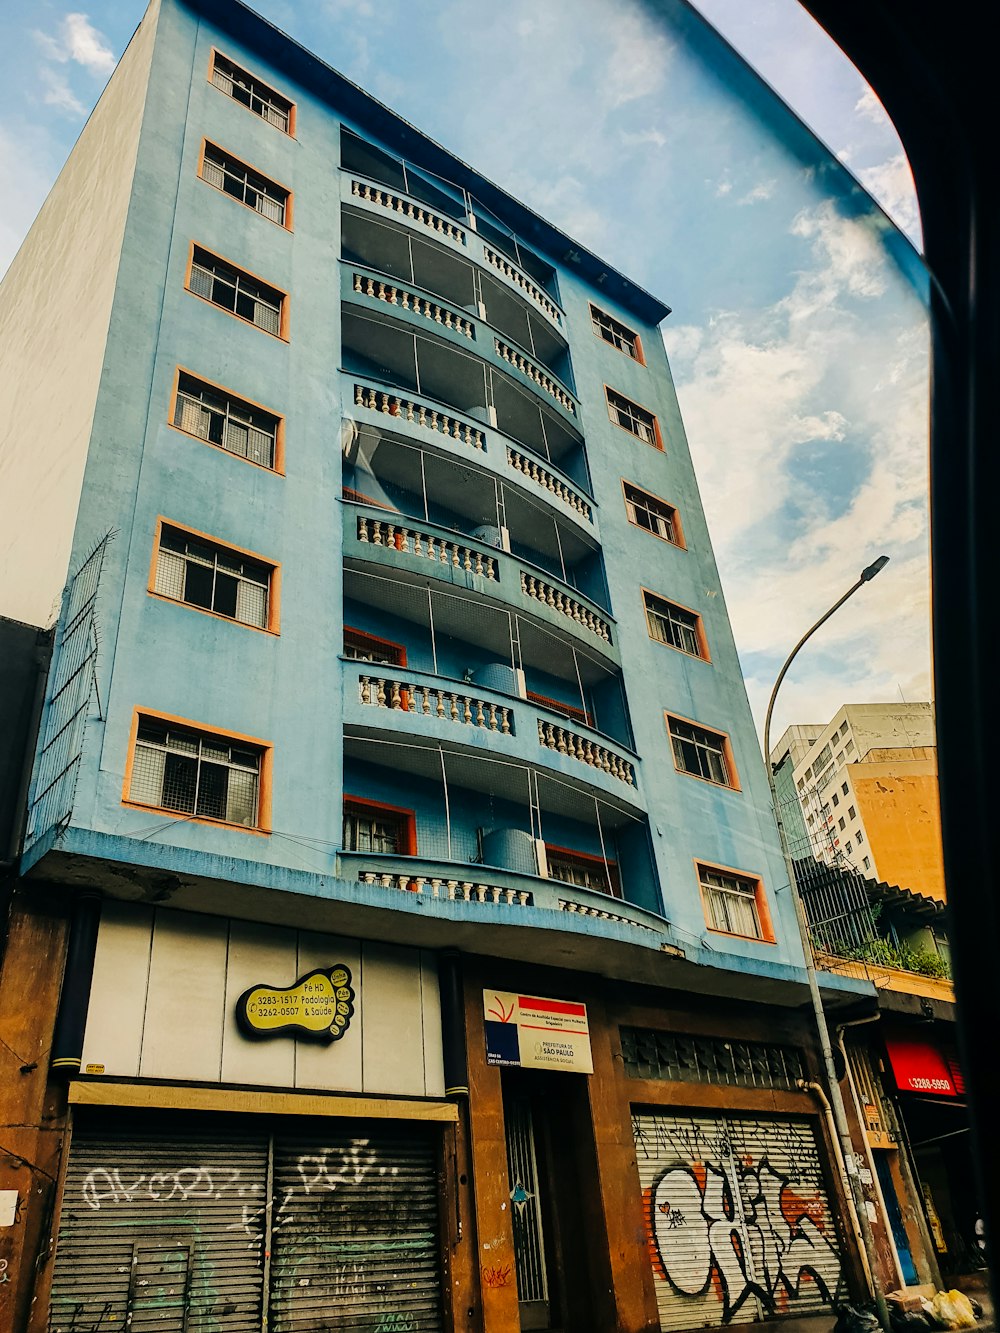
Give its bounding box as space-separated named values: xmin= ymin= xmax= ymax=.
xmin=0 ymin=0 xmax=930 ymax=747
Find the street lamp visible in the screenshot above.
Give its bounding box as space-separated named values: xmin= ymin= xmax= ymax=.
xmin=763 ymin=556 xmax=891 ymax=1330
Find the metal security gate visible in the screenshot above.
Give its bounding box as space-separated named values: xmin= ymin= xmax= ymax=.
xmin=503 ymin=1092 xmax=549 ymax=1328
xmin=49 ymin=1113 xmax=444 ymax=1333
xmin=632 ymin=1110 xmax=844 ymax=1331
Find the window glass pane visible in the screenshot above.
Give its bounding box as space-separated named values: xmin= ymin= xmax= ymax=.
xmin=213 ymin=571 xmax=239 ymax=619
xmin=196 ymin=761 xmax=229 ymax=820
xmin=154 ymin=548 xmax=186 ymax=600
xmin=254 ymin=299 xmax=280 ymax=334
xmin=236 ymin=579 xmax=267 ymax=627
xmin=162 ymin=752 xmax=197 ymax=812
xmin=130 ymin=744 xmax=166 ymax=806
xmin=227 ymin=767 xmax=259 ymax=825
xmin=184 ymin=561 xmax=214 ymax=609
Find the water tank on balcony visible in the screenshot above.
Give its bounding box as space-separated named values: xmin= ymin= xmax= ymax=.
xmin=474 ymin=662 xmax=518 ymax=696
xmin=480 ymin=828 xmax=541 ymax=876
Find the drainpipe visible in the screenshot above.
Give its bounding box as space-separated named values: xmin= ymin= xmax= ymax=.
xmin=49 ymin=892 xmax=102 ymax=1077
xmin=799 ymin=1078 xmax=877 ymax=1296
xmin=837 ymin=1016 xmax=944 ymax=1291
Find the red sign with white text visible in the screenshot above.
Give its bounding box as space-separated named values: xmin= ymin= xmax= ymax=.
xmin=885 ymin=1037 xmax=959 ymax=1097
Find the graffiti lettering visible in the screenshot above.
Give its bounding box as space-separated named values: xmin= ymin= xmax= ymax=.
xmin=482 ymin=1263 xmax=513 ymax=1289
xmin=374 ymin=1314 xmax=417 ymax=1332
xmin=297 ymin=1141 xmax=399 ymax=1195
xmin=646 ymin=1129 xmax=840 ymax=1323
xmin=81 ymin=1165 xmax=248 ymax=1211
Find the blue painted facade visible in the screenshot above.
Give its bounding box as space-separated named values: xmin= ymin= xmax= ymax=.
xmin=22 ymin=0 xmax=835 ymax=990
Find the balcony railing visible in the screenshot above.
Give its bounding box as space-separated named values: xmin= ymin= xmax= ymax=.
xmin=359 ymin=672 xmax=514 ymax=734
xmin=350 ymin=177 xmax=467 ymax=245
xmin=506 ymin=447 xmax=592 ymax=522
xmin=520 ymin=572 xmax=612 ymax=644
xmin=352 ymin=383 xmax=486 ymax=450
xmin=355 ymin=514 xmax=499 ymax=579
xmin=537 ymin=719 xmax=635 ymax=786
xmin=494 ymin=339 xmax=576 ymax=415
xmin=351 ymin=272 xmax=476 ymax=340
xmin=338 ymin=852 xmax=667 ymax=936
xmin=482 ymin=245 xmax=562 ymax=326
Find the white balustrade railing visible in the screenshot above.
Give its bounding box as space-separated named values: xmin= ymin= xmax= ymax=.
xmin=556 ymin=898 xmax=655 ymax=930
xmin=357 ymin=870 xmax=532 ymax=906
xmin=356 ymin=515 xmax=498 ymax=579
xmin=359 ymin=673 xmax=513 ymax=734
xmin=353 ymin=384 xmax=485 ymax=450
xmin=537 ymin=719 xmax=636 ymax=786
xmin=519 ymin=572 xmax=611 ymax=642
xmin=506 ymin=447 xmax=592 ymax=521
xmin=494 ymin=339 xmax=576 ymax=414
xmin=482 ymin=246 xmax=562 ymax=325
xmin=351 ymin=179 xmax=467 ymax=245
xmin=352 ymin=272 xmax=475 ymax=339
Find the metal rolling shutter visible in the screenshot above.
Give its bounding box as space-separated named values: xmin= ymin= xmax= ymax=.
xmin=269 ymin=1126 xmax=443 ymax=1333
xmin=48 ymin=1116 xmax=269 ymax=1333
xmin=632 ymin=1110 xmax=843 ymax=1332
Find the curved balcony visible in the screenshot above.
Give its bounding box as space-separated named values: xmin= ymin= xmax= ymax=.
xmin=341 ymin=172 xmax=566 ymax=337
xmin=342 ymin=659 xmax=642 ymax=806
xmin=336 ymin=851 xmax=669 ymax=938
xmin=348 ymin=375 xmax=595 ymax=530
xmin=342 ymin=501 xmax=619 ymax=661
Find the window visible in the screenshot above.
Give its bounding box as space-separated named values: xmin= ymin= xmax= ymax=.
xmin=842 ymin=781 xmax=850 ymax=795
xmin=127 ymin=716 xmax=265 ymax=828
xmin=845 ymin=841 xmax=852 ymax=854
xmin=644 ymin=590 xmax=706 ymax=658
xmin=845 ymin=739 xmax=855 ymax=754
xmin=590 ymin=305 xmax=643 ymax=362
xmin=848 ymin=804 xmax=856 ymax=820
xmin=623 ymin=482 xmax=682 ymax=545
xmin=545 ymin=845 xmax=620 ymax=897
xmin=172 ymin=371 xmax=280 ymax=469
xmin=698 ymin=864 xmax=772 ymax=941
xmin=838 ymin=816 xmax=846 ymax=831
xmin=839 ymin=721 xmax=849 ymax=737
xmin=343 ymin=628 xmax=406 ymax=665
xmin=200 ymin=142 xmax=290 ymax=226
xmin=527 ymin=691 xmax=593 ymax=728
xmin=857 ymin=830 xmax=864 ymax=844
xmin=188 ymin=245 xmax=286 ymax=337
xmin=796 ymin=778 xmax=805 ymax=792
xmin=152 ymin=523 xmax=275 ymax=630
xmin=666 ymin=715 xmax=735 ymax=787
xmin=832 ymin=792 xmax=839 ymax=807
xmin=863 ymin=856 xmax=871 ymax=871
xmin=835 ymin=750 xmax=844 ymax=764
xmin=210 ymin=53 xmax=293 ymax=133
xmin=606 ymin=387 xmax=660 ymax=448
xmin=342 ymin=798 xmax=415 ymax=855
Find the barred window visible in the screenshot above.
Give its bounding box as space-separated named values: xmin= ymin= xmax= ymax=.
xmin=211 ymin=53 xmax=292 ymax=133
xmin=173 ymin=372 xmax=278 ymax=468
xmin=343 ymin=801 xmax=411 ymax=854
xmin=624 ymin=482 xmax=679 ymax=544
xmin=129 ymin=720 xmax=261 ymax=826
xmin=606 ymin=388 xmax=659 ymax=448
xmin=667 ymin=716 xmax=733 ymax=787
xmin=154 ymin=525 xmax=272 ymax=629
xmin=545 ymin=846 xmax=619 ymax=897
xmin=699 ymin=866 xmax=764 ymax=938
xmin=590 ymin=305 xmax=642 ymax=361
xmin=188 ymin=246 xmax=284 ymax=336
xmin=643 ymin=591 xmax=703 ymax=657
xmin=201 ymin=143 xmax=288 ymax=225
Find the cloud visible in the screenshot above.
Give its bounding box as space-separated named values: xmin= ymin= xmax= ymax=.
xmin=620 ymin=127 xmax=668 ymax=149
xmin=39 ymin=67 xmax=87 ymax=117
xmin=855 ymin=86 xmax=886 ymax=124
xmin=858 ymin=153 xmax=921 ymax=245
xmin=34 ymin=13 xmax=116 ymax=77
xmin=737 ymin=179 xmax=777 ymax=206
xmin=664 ymin=199 xmax=931 ymax=740
xmin=603 ymin=9 xmax=672 ymax=111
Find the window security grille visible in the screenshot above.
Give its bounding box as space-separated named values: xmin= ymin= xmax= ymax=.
xmin=343 ymin=805 xmax=406 ymax=854
xmin=644 ymin=592 xmax=700 ymax=656
xmin=211 ymin=54 xmax=291 ymax=132
xmin=620 ymin=1026 xmax=805 ymax=1089
xmin=174 ymin=374 xmax=277 ymax=467
xmin=130 ymin=721 xmax=260 ymax=825
xmin=590 ymin=305 xmax=641 ymax=360
xmin=624 ymin=483 xmax=677 ymax=543
xmin=668 ymin=718 xmax=730 ymax=785
xmin=154 ymin=527 xmax=270 ymax=627
xmin=699 ymin=867 xmax=762 ymax=937
xmin=607 ymin=388 xmax=658 ymax=447
xmin=201 ymin=144 xmax=287 ymax=224
xmin=343 ymin=630 xmax=404 ymax=666
xmin=189 ymin=248 xmax=282 ymax=335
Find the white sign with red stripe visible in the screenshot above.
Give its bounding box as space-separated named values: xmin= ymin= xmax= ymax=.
xmin=483 ymin=990 xmax=593 ymax=1073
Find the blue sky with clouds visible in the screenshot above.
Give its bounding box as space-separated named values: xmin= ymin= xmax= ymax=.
xmin=0 ymin=0 xmax=930 ymax=744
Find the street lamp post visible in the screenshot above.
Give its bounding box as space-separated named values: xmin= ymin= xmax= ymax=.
xmin=763 ymin=556 xmax=891 ymax=1330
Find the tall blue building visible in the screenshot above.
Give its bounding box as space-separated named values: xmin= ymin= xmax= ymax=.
xmin=0 ymin=2 xmax=880 ymax=1329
